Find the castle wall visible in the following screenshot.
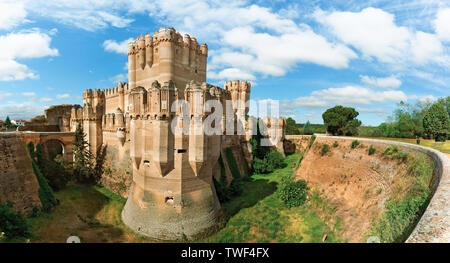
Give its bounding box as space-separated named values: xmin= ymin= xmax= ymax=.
xmin=0 ymin=133 xmax=41 ymax=213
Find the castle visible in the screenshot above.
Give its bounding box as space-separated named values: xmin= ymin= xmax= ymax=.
xmin=22 ymin=27 xmax=286 ymax=240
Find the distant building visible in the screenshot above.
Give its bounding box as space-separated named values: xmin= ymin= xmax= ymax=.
xmin=0 ymin=120 xmax=4 ymax=128
xmin=14 ymin=119 xmax=26 ymax=126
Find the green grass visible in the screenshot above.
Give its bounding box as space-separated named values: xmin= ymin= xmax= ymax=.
xmin=368 ymin=152 xmax=434 ymax=243
xmin=202 ymin=153 xmax=343 ymax=243
xmin=26 ymin=153 xmax=342 ymax=243
xmin=27 ymin=183 xmax=153 ymax=243
xmin=371 ymin=138 xmax=450 ymax=153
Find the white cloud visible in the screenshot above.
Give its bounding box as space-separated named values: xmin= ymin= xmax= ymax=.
xmin=0 ymin=102 xmax=46 ymax=120
xmin=0 ymin=1 xmax=27 ymax=30
xmin=0 ymin=29 xmax=58 ymax=81
xmin=208 ymin=68 xmax=256 ymax=81
xmin=103 ymin=38 xmax=133 ymax=54
xmin=291 ymin=86 xmax=408 ymax=109
xmin=314 ymin=7 xmax=446 ymax=66
xmin=356 ymin=107 xmax=386 ymax=117
xmin=109 ymin=73 xmax=127 ymax=84
xmin=360 ymin=75 xmax=402 ymax=88
xmin=143 ymin=1 xmax=357 ymax=78
xmin=39 ymin=97 xmax=53 ymax=102
xmin=0 ymin=91 xmax=14 ymax=101
xmin=23 ymin=0 xmax=136 ymax=31
xmin=0 ymin=60 xmax=38 ymax=81
xmin=22 ymin=92 xmax=36 ymax=97
xmin=56 ymin=94 xmax=70 ymax=99
xmin=210 ymin=26 xmax=356 ymax=77
xmin=418 ymin=95 xmax=437 ymax=103
xmin=435 ymin=8 xmax=450 ymax=42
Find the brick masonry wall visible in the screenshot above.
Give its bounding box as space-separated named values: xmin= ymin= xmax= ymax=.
xmin=0 ymin=133 xmax=42 ymax=213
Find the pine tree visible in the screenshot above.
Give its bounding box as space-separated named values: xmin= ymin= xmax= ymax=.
xmin=5 ymin=116 xmax=11 ymax=127
xmin=73 ymin=123 xmax=94 ymax=183
xmin=302 ymin=121 xmax=314 ymax=135
xmin=72 ymin=122 xmax=107 ymax=184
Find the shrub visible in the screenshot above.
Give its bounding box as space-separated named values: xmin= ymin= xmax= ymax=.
xmin=368 ymin=146 xmax=376 ymax=155
xmin=392 ymin=152 xmax=408 ymax=163
xmin=278 ymin=176 xmax=309 ymax=208
xmin=351 ymin=140 xmax=360 ymax=149
xmin=308 ymin=135 xmax=316 ymax=149
xmin=264 ymin=150 xmax=285 ymax=170
xmin=332 ymin=141 xmax=339 ymax=148
xmin=0 ymin=201 xmax=31 ymax=240
xmin=383 ymin=146 xmax=399 ymax=156
xmin=252 ymin=150 xmax=285 ymax=174
xmin=370 ymin=191 xmax=429 ymax=243
xmin=27 ymin=143 xmax=71 ymax=191
xmin=31 ymin=161 xmax=57 ymax=211
xmin=321 ymin=144 xmax=330 ymax=156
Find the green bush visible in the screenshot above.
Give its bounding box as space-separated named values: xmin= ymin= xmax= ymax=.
xmin=351 ymin=140 xmax=360 ymax=149
xmin=278 ymin=176 xmax=309 ymax=208
xmin=368 ymin=146 xmax=376 ymax=155
xmin=392 ymin=152 xmax=408 ymax=163
xmin=27 ymin=142 xmax=71 ymax=191
xmin=265 ymin=151 xmax=285 ymax=170
xmin=0 ymin=201 xmax=31 ymax=240
xmin=31 ymin=160 xmax=57 ymax=211
xmin=308 ymin=135 xmax=316 ymax=149
xmin=370 ymin=191 xmax=429 ymax=243
xmin=321 ymin=144 xmax=330 ymax=156
xmin=332 ymin=141 xmax=339 ymax=148
xmin=383 ymin=146 xmax=399 ymax=156
xmin=252 ymin=150 xmax=286 ymax=174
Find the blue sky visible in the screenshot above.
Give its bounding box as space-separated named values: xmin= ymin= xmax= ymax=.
xmin=0 ymin=0 xmax=449 ymax=125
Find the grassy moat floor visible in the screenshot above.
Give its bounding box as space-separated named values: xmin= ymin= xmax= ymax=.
xmin=27 ymin=153 xmax=343 ymax=243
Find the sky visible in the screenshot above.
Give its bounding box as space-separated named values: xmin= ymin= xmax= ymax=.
xmin=0 ymin=0 xmax=449 ymax=126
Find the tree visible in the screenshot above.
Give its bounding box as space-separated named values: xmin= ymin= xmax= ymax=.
xmin=423 ymin=102 xmax=449 ymax=142
xmin=5 ymin=116 xmax=12 ymax=128
xmin=302 ymin=121 xmax=314 ymax=135
xmin=322 ymin=106 xmax=361 ymax=136
xmin=72 ymin=123 xmax=107 ymax=184
xmin=285 ymin=117 xmax=300 ymax=135
xmin=437 ymin=96 xmax=450 ymax=116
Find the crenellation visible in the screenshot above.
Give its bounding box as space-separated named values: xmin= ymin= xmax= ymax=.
xmin=57 ymin=27 xmax=275 ymax=240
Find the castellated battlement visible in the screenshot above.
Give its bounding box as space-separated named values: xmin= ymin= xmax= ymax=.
xmin=127 ymin=27 xmax=208 ymax=93
xmin=104 ymin=82 xmax=130 ymax=98
xmin=38 ymin=26 xmax=286 ymax=241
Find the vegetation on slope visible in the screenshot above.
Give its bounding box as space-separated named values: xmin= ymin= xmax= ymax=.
xmin=204 ymin=153 xmax=343 ymax=243
xmin=368 ymin=149 xmax=434 ymax=243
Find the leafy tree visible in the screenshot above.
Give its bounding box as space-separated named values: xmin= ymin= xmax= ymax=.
xmin=322 ymin=106 xmax=361 ymax=136
xmin=423 ymin=102 xmax=449 ymax=141
xmin=302 ymin=120 xmax=314 ymax=135
xmin=437 ymin=96 xmax=450 ymax=116
xmin=285 ymin=117 xmax=300 ymax=135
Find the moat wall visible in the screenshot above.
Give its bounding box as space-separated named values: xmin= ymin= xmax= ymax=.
xmin=0 ymin=133 xmax=41 ymax=213
xmin=289 ymin=135 xmax=449 ymax=243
